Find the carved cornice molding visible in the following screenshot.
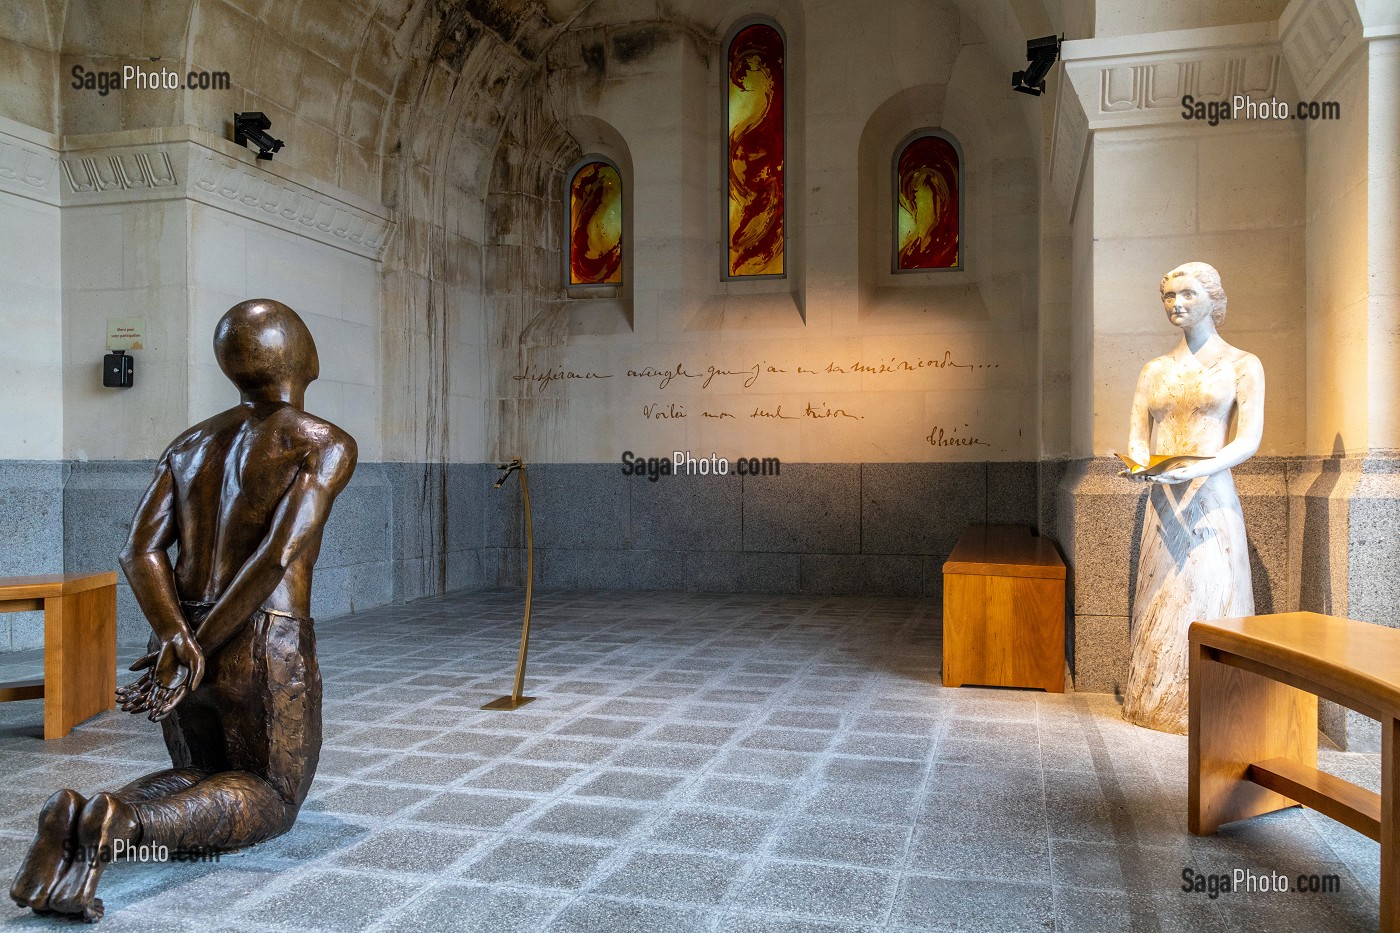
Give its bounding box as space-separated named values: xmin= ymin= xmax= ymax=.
xmin=186 ymin=147 xmax=392 ymax=261
xmin=61 ymin=151 xmax=179 ymax=195
xmin=0 ymin=123 xmax=61 ymax=206
xmin=53 ymin=128 xmax=394 ymax=261
xmin=1280 ymin=0 xmax=1362 ymax=98
xmin=1050 ymin=24 xmax=1289 ymax=221
xmin=1059 ymin=24 xmax=1285 ymax=132
xmin=1093 ymin=53 xmax=1281 ymax=117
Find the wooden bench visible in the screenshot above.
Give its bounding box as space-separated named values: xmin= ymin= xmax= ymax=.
xmin=0 ymin=572 xmax=117 ymax=739
xmin=942 ymin=524 xmax=1066 ymax=692
xmin=1189 ymin=612 xmax=1400 ymax=931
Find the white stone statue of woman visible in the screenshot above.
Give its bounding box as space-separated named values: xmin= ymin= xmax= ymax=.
xmin=1119 ymin=262 xmax=1264 ymax=734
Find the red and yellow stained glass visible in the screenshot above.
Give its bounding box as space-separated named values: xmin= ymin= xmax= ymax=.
xmin=569 ymin=161 xmax=622 ymax=285
xmin=896 ymin=135 xmax=959 ymax=270
xmin=727 ymin=23 xmax=784 ymax=277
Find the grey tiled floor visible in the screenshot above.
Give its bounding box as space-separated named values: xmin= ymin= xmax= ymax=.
xmin=0 ymin=588 xmax=1384 ymax=931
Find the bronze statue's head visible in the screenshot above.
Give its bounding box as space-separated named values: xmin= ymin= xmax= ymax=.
xmin=214 ymin=299 xmax=320 ymax=399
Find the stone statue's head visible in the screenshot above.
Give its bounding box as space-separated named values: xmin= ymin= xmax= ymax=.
xmin=214 ymin=299 xmax=320 ymax=396
xmin=1160 ymin=262 xmax=1227 ymax=326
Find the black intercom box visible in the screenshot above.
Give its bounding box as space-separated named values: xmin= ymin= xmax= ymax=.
xmin=103 ymin=351 xmax=134 ymax=388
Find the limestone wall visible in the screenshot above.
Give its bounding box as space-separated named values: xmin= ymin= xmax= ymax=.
xmin=0 ymin=0 xmax=62 ymax=133
xmin=485 ymin=1 xmax=1045 ymax=465
xmin=1304 ymin=52 xmax=1369 ymax=455
xmin=1094 ymin=0 xmax=1292 ymax=37
xmin=0 ymin=120 xmax=63 ymax=462
xmin=54 ymin=127 xmax=387 ymax=462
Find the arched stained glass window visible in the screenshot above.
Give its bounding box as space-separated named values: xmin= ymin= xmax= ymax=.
xmin=568 ymin=159 xmax=622 ymax=286
xmin=895 ymin=133 xmax=960 ymax=271
xmin=726 ymin=22 xmax=784 ymax=278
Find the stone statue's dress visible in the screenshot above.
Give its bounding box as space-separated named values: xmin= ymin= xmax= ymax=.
xmin=1121 ymin=352 xmax=1254 ymax=734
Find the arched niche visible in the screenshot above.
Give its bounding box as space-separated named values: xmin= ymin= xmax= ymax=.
xmin=682 ymin=8 xmax=806 ymax=329
xmin=559 ymin=114 xmax=635 ymax=333
xmin=722 ymin=18 xmax=787 ymax=281
xmin=857 ymin=76 xmax=1037 ymax=328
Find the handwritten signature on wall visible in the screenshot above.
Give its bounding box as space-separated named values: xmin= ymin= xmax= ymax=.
xmin=926 ymin=425 xmax=990 ymax=447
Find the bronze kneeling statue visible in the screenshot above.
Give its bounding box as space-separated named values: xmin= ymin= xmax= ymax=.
xmin=10 ymin=299 xmax=356 ymax=922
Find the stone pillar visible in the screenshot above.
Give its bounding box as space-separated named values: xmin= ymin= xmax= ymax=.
xmin=1284 ymin=0 xmax=1400 ymax=749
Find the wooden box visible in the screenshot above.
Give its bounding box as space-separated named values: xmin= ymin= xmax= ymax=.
xmin=942 ymin=524 xmax=1066 ymax=692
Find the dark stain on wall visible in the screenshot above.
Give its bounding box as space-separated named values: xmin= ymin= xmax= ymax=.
xmin=608 ymin=25 xmax=668 ymax=64
xmin=581 ymin=38 xmax=606 ymax=78
xmin=465 ymin=0 xmax=532 ymax=44
xmin=434 ymin=18 xmax=484 ymax=65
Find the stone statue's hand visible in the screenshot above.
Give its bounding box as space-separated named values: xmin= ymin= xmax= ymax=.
xmin=1155 ymin=462 xmax=1210 ymax=484
xmin=1118 ymin=468 xmax=1150 ymax=483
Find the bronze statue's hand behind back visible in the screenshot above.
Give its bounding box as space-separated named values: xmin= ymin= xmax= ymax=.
xmin=116 ymin=632 xmax=205 ymax=721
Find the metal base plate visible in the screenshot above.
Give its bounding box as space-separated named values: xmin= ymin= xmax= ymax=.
xmin=481 ymin=695 xmax=536 ymax=711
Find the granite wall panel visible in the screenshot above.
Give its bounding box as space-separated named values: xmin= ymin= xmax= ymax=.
xmin=861 ymin=463 xmax=985 ymax=556
xmin=1347 ymin=461 xmax=1400 ymax=628
xmin=0 ymin=461 xmax=66 ymax=650
xmin=1057 ymin=454 xmax=1400 ymax=750
xmin=63 ymin=460 xmax=157 ymax=645
xmin=797 ymin=554 xmax=925 ymax=597
xmin=483 ymin=462 xmax=1042 ymax=596
xmin=309 ymin=463 xmax=393 ymax=620
xmin=743 ymin=464 xmax=862 ymax=555
xmin=0 ymin=458 xmax=1055 ymax=652
xmin=628 ymin=472 xmax=743 ymax=552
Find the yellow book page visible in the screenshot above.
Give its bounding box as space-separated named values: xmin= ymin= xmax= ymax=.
xmin=1116 ymin=453 xmax=1210 ymax=476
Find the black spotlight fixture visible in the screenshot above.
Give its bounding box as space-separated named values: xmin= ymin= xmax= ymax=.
xmin=233 ymin=111 xmax=284 ymax=160
xmin=1012 ymin=34 xmax=1062 ymax=96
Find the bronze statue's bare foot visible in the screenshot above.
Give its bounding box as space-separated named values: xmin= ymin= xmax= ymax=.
xmin=9 ymin=788 xmax=85 ymax=913
xmin=48 ymin=792 xmax=139 ymax=922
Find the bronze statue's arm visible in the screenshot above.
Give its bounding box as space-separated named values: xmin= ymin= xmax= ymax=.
xmin=119 ymin=455 xmax=197 ymax=645
xmin=194 ymin=436 xmax=356 ymax=658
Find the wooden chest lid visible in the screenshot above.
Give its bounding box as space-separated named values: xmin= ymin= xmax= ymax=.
xmin=942 ymin=524 xmax=1065 ymax=580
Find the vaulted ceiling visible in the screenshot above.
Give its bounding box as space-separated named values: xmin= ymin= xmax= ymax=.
xmin=2 ymin=0 xmax=1054 ymax=204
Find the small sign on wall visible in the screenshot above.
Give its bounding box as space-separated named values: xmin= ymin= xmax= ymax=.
xmin=107 ymin=318 xmax=146 ymax=351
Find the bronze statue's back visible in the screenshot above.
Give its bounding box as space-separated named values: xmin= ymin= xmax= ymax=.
xmin=166 ymin=403 xmax=337 ymax=606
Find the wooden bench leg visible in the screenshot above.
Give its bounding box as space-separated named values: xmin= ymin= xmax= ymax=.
xmin=942 ymin=573 xmax=976 ymax=688
xmin=1384 ymin=718 xmax=1399 ymax=933
xmin=43 ymin=584 xmax=116 ymax=739
xmin=1189 ymin=642 xmax=1317 ymax=834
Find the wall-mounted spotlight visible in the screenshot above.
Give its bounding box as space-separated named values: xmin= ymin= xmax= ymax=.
xmin=1012 ymin=35 xmax=1062 ymax=96
xmin=233 ymin=111 xmax=284 ymax=160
